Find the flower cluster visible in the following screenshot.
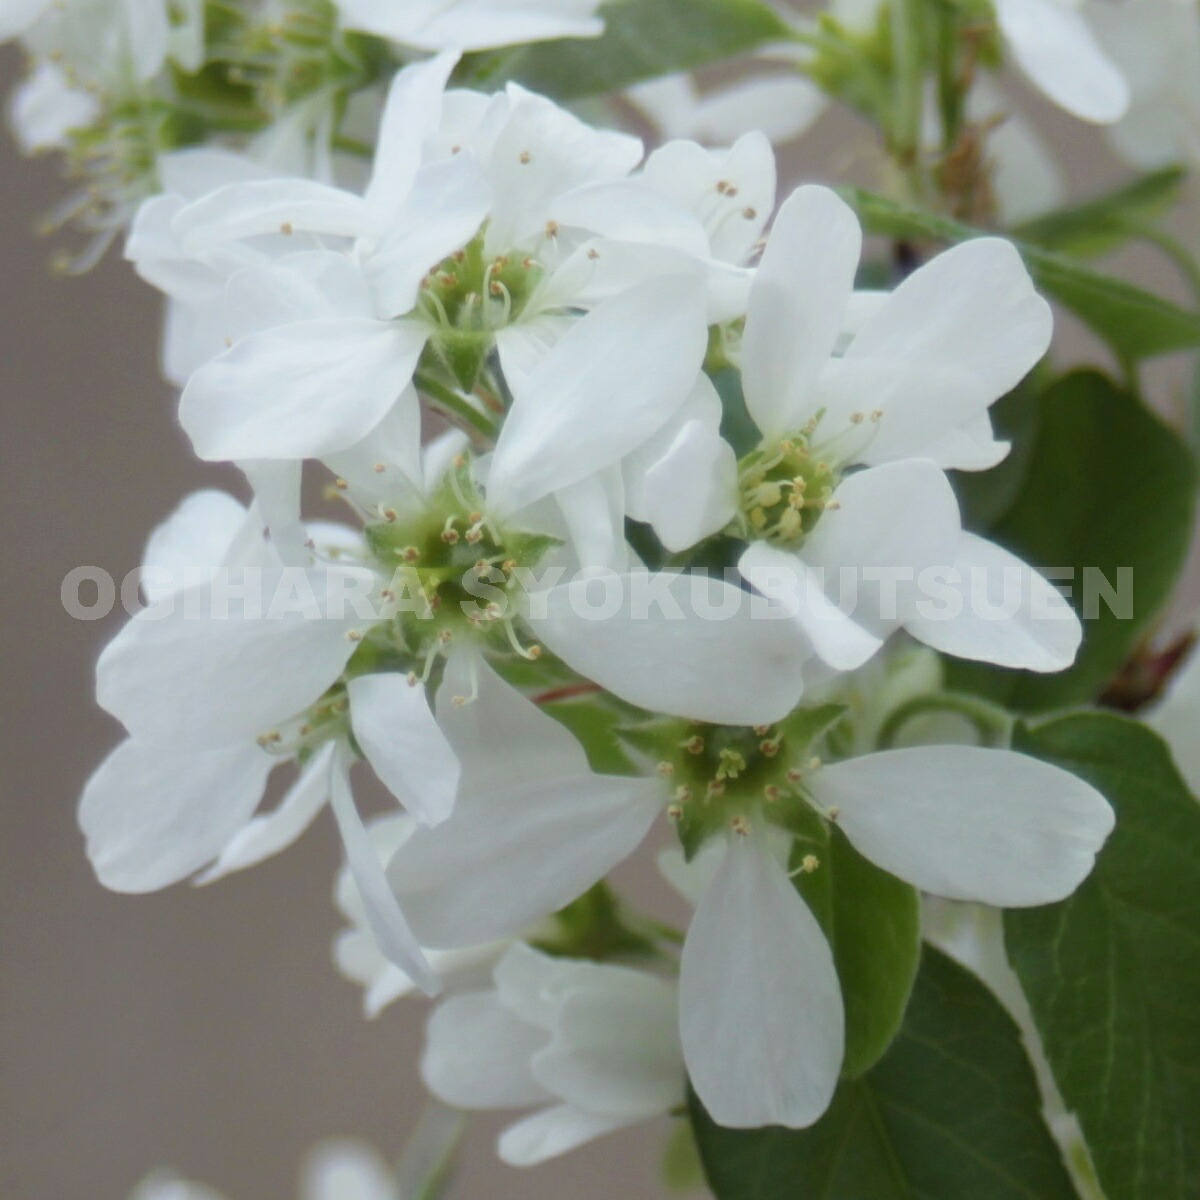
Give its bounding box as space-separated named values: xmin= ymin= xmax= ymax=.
xmin=71 ymin=48 xmax=1121 ymax=1154
xmin=16 ymin=1 xmax=1200 ymax=1195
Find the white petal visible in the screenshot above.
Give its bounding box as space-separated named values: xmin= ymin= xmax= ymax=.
xmin=435 ymin=650 xmax=589 ymax=792
xmin=737 ymin=542 xmax=883 ymax=671
xmin=808 ymin=746 xmax=1115 ymax=906
xmin=527 ymin=572 xmax=811 ymax=725
xmin=996 ymin=0 xmax=1130 ymax=123
xmin=639 ymin=419 xmax=739 ymax=553
xmin=79 ymin=739 xmax=273 ymax=892
xmin=180 ymin=318 xmax=428 ymax=461
xmin=321 ymin=390 xmax=426 ymax=513
xmin=532 ymin=971 xmax=682 ymax=1118
xmin=8 ymin=60 xmax=98 ymax=153
xmin=96 ymin=567 xmax=367 ymax=750
xmin=904 ymin=531 xmax=1082 ymax=672
xmin=196 ymin=740 xmax=336 ymax=882
xmin=555 ymin=467 xmax=629 ymax=572
xmin=157 ymin=148 xmax=272 ymax=199
xmin=365 ymin=51 xmax=459 ymax=214
xmin=918 ymin=411 xmax=1011 ymax=472
xmin=487 ymin=275 xmax=707 ymax=515
xmin=804 ymin=459 xmax=964 ymax=578
xmin=680 ymin=834 xmax=844 ymax=1128
xmin=388 ymin=774 xmax=662 ymax=949
xmin=422 ymin=991 xmax=553 ymax=1109
xmin=498 ymin=1105 xmax=634 ymax=1167
xmin=494 ymin=314 xmax=575 ymax=388
xmin=328 ymin=754 xmax=436 ymax=991
xmin=173 ymin=178 xmax=380 ymax=249
xmin=483 ymin=87 xmax=642 ymax=253
xmin=406 ymin=1 xmax=603 ymax=51
xmin=741 ymin=186 xmax=862 ymax=438
xmin=300 ymin=1141 xmax=397 ymax=1200
xmin=623 ymin=373 xmax=724 ymax=521
xmin=823 ymin=238 xmax=1052 ymax=463
xmin=365 ymin=154 xmax=491 ymax=318
xmin=140 ymin=490 xmax=248 ymax=603
xmin=691 ymin=77 xmax=827 ymax=150
xmin=0 ymin=0 xmax=50 ymax=40
xmin=546 ymin=180 xmax=710 ymax=257
xmin=349 ymin=672 xmax=461 ymax=826
xmin=642 ymin=134 xmax=776 ymax=266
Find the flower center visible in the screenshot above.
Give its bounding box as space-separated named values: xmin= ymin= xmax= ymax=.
xmin=628 ymin=706 xmax=847 ymax=857
xmin=417 ymin=232 xmax=547 ymax=389
xmin=735 ymin=433 xmax=840 ymax=547
xmin=255 ymin=683 xmax=350 ymax=759
xmin=357 ymin=463 xmax=557 ymax=680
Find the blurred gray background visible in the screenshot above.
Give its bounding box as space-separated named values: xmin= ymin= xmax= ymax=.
xmin=1 ymin=44 xmax=1195 ymax=1200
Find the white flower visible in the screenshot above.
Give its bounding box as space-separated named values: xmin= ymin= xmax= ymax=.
xmin=993 ymin=0 xmax=1129 ymax=124
xmin=159 ymin=56 xmax=722 ymax=464
xmin=674 ymin=740 xmax=1114 ymax=1128
xmin=422 ymin=943 xmax=683 ymax=1165
xmin=130 ymin=1140 xmax=400 ymax=1200
xmin=80 ymin=487 xmax=453 ymax=990
xmin=1089 ymin=0 xmax=1200 ymax=169
xmin=7 ymin=58 xmax=98 ymax=152
xmin=334 ymin=813 xmax=510 ymax=1016
xmin=830 ymin=0 xmax=1129 ymax=125
xmin=3 ymin=0 xmax=175 ymax=83
xmin=332 ymin=0 xmax=604 ymax=52
xmin=636 ymin=131 xmax=777 ymax=324
xmin=633 ymin=184 xmax=1079 ymax=684
xmin=628 ymin=65 xmax=825 ymax=150
xmin=390 ymin=651 xmax=1114 ymax=1129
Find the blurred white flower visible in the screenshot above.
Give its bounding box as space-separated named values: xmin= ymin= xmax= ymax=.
xmin=1090 ymin=0 xmax=1200 ymax=169
xmin=332 ymin=0 xmax=604 ymax=52
xmin=422 ymin=943 xmax=683 ymax=1165
xmin=130 ymin=1139 xmax=402 ymax=1200
xmin=334 ymin=812 xmax=510 ymax=1016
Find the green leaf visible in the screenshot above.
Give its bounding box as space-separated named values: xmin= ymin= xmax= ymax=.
xmin=843 ymin=186 xmax=1200 ymax=363
xmin=543 ymin=696 xmax=637 ymax=775
xmin=689 ymin=947 xmax=1081 ymax=1200
xmin=1006 ymin=713 xmax=1200 ymax=1200
xmin=946 ymin=371 xmax=1196 ymax=711
xmin=793 ymin=830 xmax=921 ymax=1078
xmin=1013 ymin=167 xmax=1187 ymax=259
xmin=459 ymin=0 xmax=795 ymax=100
